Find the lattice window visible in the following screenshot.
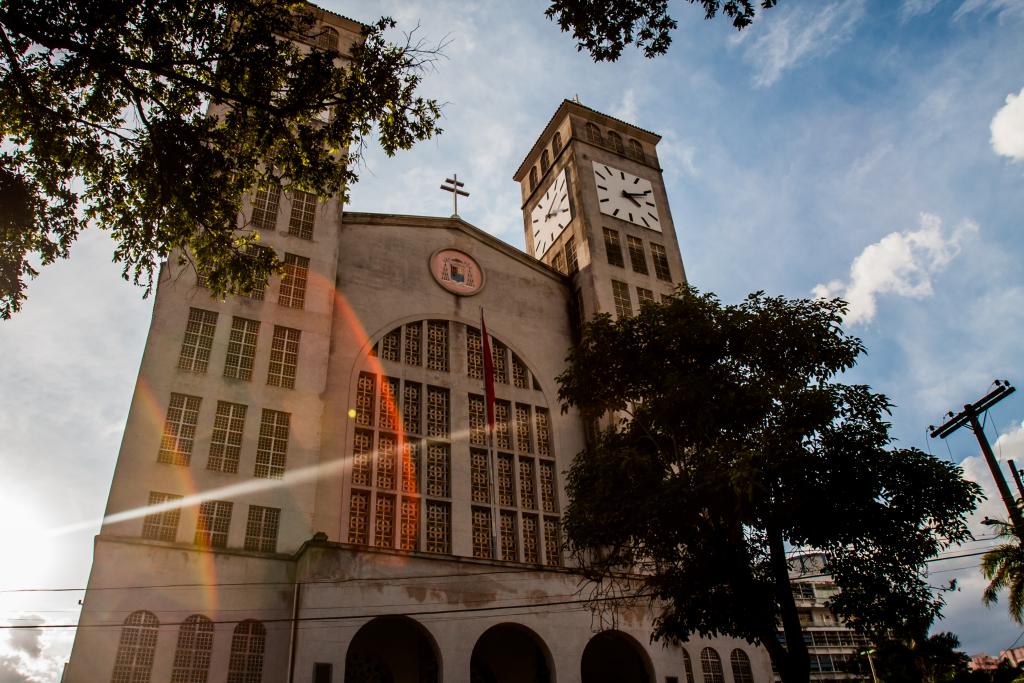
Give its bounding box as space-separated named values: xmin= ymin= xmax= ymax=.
xmin=425 ymin=501 xmax=450 ymax=554
xmin=288 ymin=190 xmax=316 ymax=240
xmin=609 ymin=130 xmax=626 ymax=153
xmin=404 ymin=322 xmax=421 ymax=365
xmin=627 ymin=235 xmax=648 ymax=274
xmin=730 ymin=650 xmax=754 ymax=683
xmin=355 ymin=372 xmax=376 ymax=426
xmin=540 ymin=460 xmax=558 ymax=513
xmin=348 ymin=490 xmax=369 ymax=544
xmin=426 ymin=386 xmax=449 ymax=438
xmin=683 ymin=650 xmax=696 ymax=683
xmin=426 ymin=443 xmax=450 ymax=498
xmin=544 ymin=517 xmax=561 ymax=566
xmin=195 ymin=500 xmax=232 ymax=548
xmin=612 ymin=280 xmax=632 ymax=318
xmin=701 ymin=648 xmax=725 ymax=683
xmin=267 ymin=326 xmax=301 ymax=389
xmin=497 ymin=453 xmax=515 ymax=508
xmin=170 ymin=614 xmax=213 ymax=683
xmin=540 ymin=149 xmax=550 ymax=174
xmin=402 ymin=442 xmax=421 ymax=494
xmin=426 ymin=320 xmax=448 ymax=372
xmin=565 ymin=236 xmax=578 ymax=274
xmin=522 ymin=515 xmax=539 ymax=563
xmin=637 ymin=287 xmax=654 ymax=306
xmin=403 ymin=381 xmax=421 ymax=434
xmin=111 ymin=610 xmax=159 ymax=683
xmin=142 ymin=492 xmax=182 ymax=542
xmin=553 ymin=132 xmax=562 ymax=155
xmin=535 ymin=408 xmax=552 ymax=456
xmin=471 ymin=449 xmax=490 ymax=504
xmin=159 ymin=393 xmax=202 ymax=466
xmin=351 ymin=430 xmax=373 ymax=487
xmin=529 ymin=167 xmax=538 ymax=191
xmin=515 ymin=404 xmax=532 ymax=453
xmin=491 ymin=339 xmax=507 ymax=384
xmin=380 ymin=328 xmax=401 ymax=362
xmin=376 ymin=433 xmax=397 ymax=490
xmin=472 ymin=507 xmax=492 ymax=559
xmin=251 ymin=184 xmax=281 ymax=232
xmin=512 ymin=354 xmax=529 ymax=389
xmin=499 ymin=510 xmax=517 ymax=561
xmin=628 ymin=138 xmax=645 ymax=162
xmin=242 ymin=245 xmax=270 ymax=300
xmin=224 ymin=317 xmax=259 ymax=381
xmin=586 ymin=122 xmax=602 ymax=144
xmin=520 ymin=457 xmax=537 ymax=510
xmin=227 ymin=621 xmax=266 ymax=683
xmin=495 ymin=401 xmax=512 ymax=450
xmin=400 ymin=496 xmax=419 ymax=550
xmin=551 ymin=251 xmax=566 ymax=274
xmin=208 ymin=401 xmax=247 ymax=473
xmin=316 ymin=25 xmax=339 ymax=50
xmin=178 ymin=308 xmax=218 ymax=373
xmin=278 ymin=253 xmax=309 ymax=309
xmin=603 ymin=228 xmax=624 ymax=268
xmin=467 ymin=327 xmax=483 ymax=379
xmin=255 ymin=409 xmax=289 ymax=479
xmin=379 ymin=377 xmax=398 ymax=430
xmin=469 ymin=394 xmax=486 ymax=446
xmin=651 ymin=243 xmax=672 ymax=282
xmin=374 ymin=494 xmax=395 ymax=547
xmin=244 ymin=505 xmax=280 ymax=553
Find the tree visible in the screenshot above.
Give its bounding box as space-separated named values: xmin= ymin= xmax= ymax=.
xmin=557 ymin=286 xmax=982 ymax=683
xmin=874 ymin=632 xmax=972 ymax=683
xmin=544 ymin=0 xmax=779 ymax=61
xmin=0 ymin=0 xmax=441 ymax=318
xmin=981 ymin=517 xmax=1024 ymax=623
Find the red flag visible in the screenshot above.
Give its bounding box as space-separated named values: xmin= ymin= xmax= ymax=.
xmin=480 ymin=310 xmax=496 ymax=435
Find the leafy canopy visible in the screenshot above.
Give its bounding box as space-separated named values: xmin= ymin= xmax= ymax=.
xmin=981 ymin=516 xmax=1024 ymax=624
xmin=0 ymin=0 xmax=441 ymax=318
xmin=557 ymin=287 xmax=981 ymax=682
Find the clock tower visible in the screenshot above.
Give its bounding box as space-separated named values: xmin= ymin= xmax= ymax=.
xmin=514 ymin=100 xmax=687 ymax=329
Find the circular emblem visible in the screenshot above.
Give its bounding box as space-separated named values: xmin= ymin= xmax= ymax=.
xmin=429 ymin=249 xmax=485 ymax=296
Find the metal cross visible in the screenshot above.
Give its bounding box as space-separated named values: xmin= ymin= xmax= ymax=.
xmin=440 ymin=173 xmax=470 ymax=217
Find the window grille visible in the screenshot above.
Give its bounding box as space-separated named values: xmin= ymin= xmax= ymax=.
xmin=497 ymin=453 xmax=515 ymax=508
xmin=515 ymin=404 xmax=532 ymax=453
xmin=472 ymin=507 xmax=493 ymax=559
xmin=469 ymin=394 xmax=487 ymax=446
xmin=425 ymin=501 xmax=450 ymax=553
xmin=224 ymin=317 xmax=260 ymax=380
xmin=499 ymin=510 xmax=517 ymax=561
xmin=608 ymin=131 xmax=625 ymax=154
xmin=227 ymin=620 xmax=266 ymax=683
xmin=426 ymin=443 xmax=450 ymax=498
xmin=651 ymin=243 xmax=672 ymax=282
xmin=288 ymin=190 xmax=316 ymax=240
xmin=348 ymin=490 xmax=369 ymax=544
xmin=316 ymin=25 xmax=339 ymax=50
xmin=255 ymin=409 xmax=289 ymax=479
xmin=491 ymin=339 xmax=508 ymax=384
xmin=551 ymin=251 xmax=566 ymax=273
xmin=627 ymin=235 xmax=649 ymax=274
xmin=529 ymin=167 xmax=538 ymax=191
xmin=170 ymin=614 xmax=213 ymax=683
xmin=612 ymin=280 xmax=632 ymax=318
xmin=628 ymin=138 xmax=645 ymax=162
xmin=540 ymin=460 xmax=558 ymax=513
xmin=379 ymin=377 xmax=399 ymax=430
xmin=374 ymin=494 xmax=395 ymax=547
xmin=512 ymin=355 xmax=529 ymax=389
xmin=376 ymin=433 xmax=397 ymax=490
xmin=111 ymin=611 xmax=159 ymax=683
xmin=178 ymin=308 xmax=218 ymax=373
xmin=355 ymin=372 xmax=375 ymax=426
xmin=142 ymin=492 xmax=182 ymax=542
xmin=541 ymin=150 xmax=550 ymax=173
xmin=564 ymin=236 xmax=578 ymax=274
xmin=251 ymin=184 xmax=281 ymax=232
xmin=535 ymin=408 xmax=551 ymax=456
xmin=267 ymin=326 xmax=301 ymax=389
xmin=278 ymin=253 xmax=309 ymax=309
xmin=195 ymin=500 xmax=232 ymax=548
xmin=586 ymin=122 xmax=602 ymax=144
xmin=402 ymin=441 xmax=421 ymax=494
xmin=244 ymin=505 xmax=280 ymax=553
xmin=552 ymin=132 xmax=562 ymax=154
xmin=683 ymin=650 xmax=696 ymax=683
xmin=159 ymin=393 xmax=202 ymax=465
xmin=404 ymin=322 xmax=422 ymax=365
xmin=522 ymin=515 xmax=539 ymax=563
xmin=637 ymin=287 xmax=654 ymax=306
xmin=467 ymin=327 xmax=483 ymax=379
xmin=208 ymin=401 xmax=247 ymax=473
xmin=700 ymin=648 xmax=725 ymax=683
xmin=471 ymin=449 xmax=490 ymax=503
xmin=730 ymin=650 xmax=754 ymax=683
xmin=519 ymin=457 xmax=536 ymax=510
xmin=352 ymin=430 xmax=373 ymax=487
xmin=400 ymin=496 xmax=419 ymax=550
xmin=403 ymin=381 xmax=421 ymax=435
xmin=426 ymin=320 xmax=449 ymax=371
xmin=495 ymin=401 xmax=512 ymax=450
xmin=544 ymin=517 xmax=561 ymax=566
xmin=603 ymin=228 xmax=624 ymax=268
xmin=242 ymin=245 xmax=270 ymax=300
xmin=426 ymin=386 xmax=449 ymax=438
xmin=380 ymin=328 xmax=401 ymax=362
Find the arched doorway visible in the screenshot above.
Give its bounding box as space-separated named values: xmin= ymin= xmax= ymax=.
xmin=470 ymin=623 xmax=552 ymax=683
xmin=345 ymin=616 xmax=440 ymax=683
xmin=581 ymin=630 xmax=653 ymax=683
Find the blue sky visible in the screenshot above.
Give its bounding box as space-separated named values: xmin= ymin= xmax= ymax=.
xmin=2 ymin=0 xmax=1024 ymax=676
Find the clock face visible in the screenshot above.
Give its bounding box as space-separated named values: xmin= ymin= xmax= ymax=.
xmin=592 ymin=161 xmax=661 ymax=231
xmin=530 ymin=169 xmax=573 ymax=257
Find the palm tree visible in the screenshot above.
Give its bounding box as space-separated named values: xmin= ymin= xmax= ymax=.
xmin=981 ymin=517 xmax=1024 ymax=623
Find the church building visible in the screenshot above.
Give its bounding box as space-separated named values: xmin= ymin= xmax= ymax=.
xmin=65 ymin=8 xmax=770 ymax=683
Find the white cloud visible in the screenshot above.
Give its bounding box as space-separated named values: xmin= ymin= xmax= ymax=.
xmin=7 ymin=617 xmax=43 ymax=660
xmin=812 ymin=213 xmax=978 ymax=325
xmin=612 ymin=89 xmax=638 ymax=124
xmin=954 ymin=0 xmax=1024 ymax=22
xmin=737 ymin=0 xmax=866 ymax=88
xmin=901 ymin=0 xmax=943 ymax=21
xmin=990 ymin=86 xmax=1024 ymax=162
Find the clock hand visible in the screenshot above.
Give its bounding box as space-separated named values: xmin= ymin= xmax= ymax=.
xmin=621 ymin=190 xmax=642 ymax=207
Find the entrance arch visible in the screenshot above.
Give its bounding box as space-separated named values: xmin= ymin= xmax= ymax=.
xmin=470 ymin=623 xmax=553 ymax=683
xmin=581 ymin=630 xmax=654 ymax=683
xmin=345 ymin=616 xmax=440 ymax=683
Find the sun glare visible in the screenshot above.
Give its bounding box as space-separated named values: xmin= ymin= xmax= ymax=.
xmin=0 ymin=497 xmax=55 ymax=589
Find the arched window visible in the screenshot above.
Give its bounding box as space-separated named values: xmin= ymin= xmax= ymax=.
xmin=730 ymin=649 xmax=754 ymax=683
xmin=700 ymin=647 xmax=724 ymax=683
xmin=529 ymin=167 xmax=538 ymax=191
xmin=629 ymin=138 xmax=644 ymax=162
xmin=682 ymin=649 xmax=696 ymax=683
xmin=110 ymin=610 xmax=159 ymax=683
xmin=540 ymin=150 xmax=550 ymax=174
xmin=607 ymin=131 xmax=624 ymax=154
xmin=586 ymin=122 xmax=602 ymax=144
xmin=552 ymin=132 xmax=562 ymax=156
xmin=227 ymin=620 xmax=266 ymax=683
xmin=171 ymin=614 xmax=214 ymax=683
xmin=316 ymin=26 xmax=339 ymax=51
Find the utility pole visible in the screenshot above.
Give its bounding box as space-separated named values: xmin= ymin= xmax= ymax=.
xmin=930 ymin=380 xmax=1022 ymax=536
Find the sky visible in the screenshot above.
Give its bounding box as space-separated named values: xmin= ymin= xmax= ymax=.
xmin=2 ymin=0 xmax=1024 ymax=678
